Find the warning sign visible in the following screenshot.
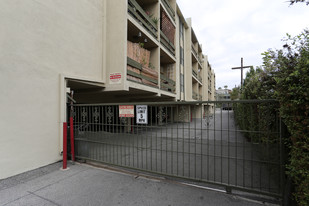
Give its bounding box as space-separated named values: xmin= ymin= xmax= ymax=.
xmin=119 ymin=105 xmax=134 ymax=117
xmin=110 ymin=72 xmax=122 ymax=84
xmin=136 ymin=105 xmax=148 ymax=124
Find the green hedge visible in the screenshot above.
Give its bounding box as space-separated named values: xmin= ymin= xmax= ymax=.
xmin=238 ymin=30 xmax=309 ymax=205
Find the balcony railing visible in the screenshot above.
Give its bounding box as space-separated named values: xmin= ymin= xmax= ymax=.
xmin=128 ymin=0 xmax=158 ymax=38
xmin=199 ymin=94 xmax=203 ymax=101
xmin=160 ymin=74 xmax=176 ymax=93
xmin=192 ymin=69 xmax=198 ymax=79
xmin=198 ymin=74 xmax=202 ymax=83
xmin=127 ymin=57 xmax=158 ymax=87
xmin=192 ymin=44 xmax=204 ymax=66
xmin=191 ymin=44 xmax=198 ymax=58
xmin=160 ymin=31 xmax=175 ymax=56
xmin=198 ymin=56 xmax=203 ymax=65
xmin=192 ymin=92 xmax=198 ymax=100
xmin=161 ymin=0 xmax=175 ymax=21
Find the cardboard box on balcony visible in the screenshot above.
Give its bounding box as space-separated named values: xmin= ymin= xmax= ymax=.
xmin=142 ymin=66 xmax=158 ymax=78
xmin=127 ymin=41 xmax=134 ymax=60
xmin=139 ymin=48 xmax=150 ymax=67
xmin=141 ymin=73 xmax=158 ymax=85
xmin=142 ymin=79 xmax=158 ymax=88
xmin=127 ymin=74 xmax=142 ymax=83
xmin=127 ymin=65 xmax=140 ymax=74
xmin=127 ymin=41 xmax=150 ymax=66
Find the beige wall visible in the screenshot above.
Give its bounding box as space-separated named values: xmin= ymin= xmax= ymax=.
xmin=105 ymin=0 xmax=127 ymax=91
xmin=0 ymin=0 xmax=216 ymax=179
xmin=0 ymin=0 xmax=105 ymax=179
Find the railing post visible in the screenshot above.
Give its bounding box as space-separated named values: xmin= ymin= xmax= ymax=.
xmin=70 ymin=117 xmax=75 ymax=161
xmin=63 ymin=122 xmax=67 ymax=169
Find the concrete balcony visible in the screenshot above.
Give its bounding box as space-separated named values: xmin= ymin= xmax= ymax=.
xmin=128 ymin=0 xmax=158 ymax=38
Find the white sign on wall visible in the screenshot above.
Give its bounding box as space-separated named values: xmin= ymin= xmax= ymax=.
xmin=136 ymin=105 xmax=147 ymax=124
xmin=119 ymin=105 xmax=134 ymax=117
xmin=109 ymin=72 xmax=122 ymax=84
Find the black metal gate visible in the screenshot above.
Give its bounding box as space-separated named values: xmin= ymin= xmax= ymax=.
xmin=71 ymin=100 xmax=285 ymax=200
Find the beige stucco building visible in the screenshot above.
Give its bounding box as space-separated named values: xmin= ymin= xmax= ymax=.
xmin=0 ymin=0 xmax=216 ymax=179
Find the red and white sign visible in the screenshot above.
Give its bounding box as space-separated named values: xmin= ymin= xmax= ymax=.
xmin=119 ymin=105 xmax=134 ymax=117
xmin=109 ymin=72 xmax=122 ymax=84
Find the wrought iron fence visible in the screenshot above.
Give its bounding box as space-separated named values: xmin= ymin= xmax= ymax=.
xmin=70 ymin=100 xmax=285 ymax=200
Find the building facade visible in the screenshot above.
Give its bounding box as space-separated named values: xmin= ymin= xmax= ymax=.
xmin=0 ymin=0 xmax=216 ymax=179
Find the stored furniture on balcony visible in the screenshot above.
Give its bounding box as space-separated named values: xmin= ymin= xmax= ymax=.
xmin=128 ymin=0 xmax=158 ymax=38
xmin=160 ymin=74 xmax=175 ymax=93
xmin=127 ymin=57 xmax=159 ymax=88
xmin=161 ymin=0 xmax=175 ymax=21
xmin=160 ymin=31 xmax=175 ymax=56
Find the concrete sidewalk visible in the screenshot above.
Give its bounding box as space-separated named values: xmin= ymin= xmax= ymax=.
xmin=0 ymin=162 xmax=268 ymax=206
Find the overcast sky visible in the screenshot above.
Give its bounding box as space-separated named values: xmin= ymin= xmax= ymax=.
xmin=177 ymin=0 xmax=309 ymax=89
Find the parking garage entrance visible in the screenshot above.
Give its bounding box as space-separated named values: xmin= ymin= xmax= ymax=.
xmin=68 ymin=100 xmax=285 ymax=201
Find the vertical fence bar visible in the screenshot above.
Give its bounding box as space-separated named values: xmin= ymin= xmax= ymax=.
xmin=176 ymin=106 xmax=179 ymax=176
xmin=70 ymin=117 xmax=75 ymax=161
xmin=242 ymin=104 xmax=245 ymax=189
xmin=279 ymin=115 xmax=284 ymax=198
xmin=137 ymin=109 xmax=139 ymax=169
xmin=182 ymin=106 xmax=185 ymax=177
xmin=171 ymin=106 xmax=174 ymax=175
xmin=105 ymin=106 xmax=108 ymax=163
xmin=146 ymin=107 xmax=148 ymax=170
xmin=267 ymin=102 xmax=271 ymax=192
xmin=227 ymin=103 xmax=230 ymax=187
xmin=235 ymin=103 xmax=238 ymax=187
xmin=207 ymin=105 xmax=210 ymax=180
xmin=150 ymin=106 xmax=153 ymax=171
xmin=165 ymin=106 xmax=168 ymax=173
xmin=218 ymin=104 xmax=223 ymax=183
xmin=155 ymin=106 xmax=158 ymax=172
xmin=103 ymin=106 xmax=106 ymax=162
xmin=200 ymin=105 xmax=203 ymax=180
xmin=194 ymin=106 xmax=197 ymax=179
xmin=259 ymin=102 xmax=262 ymax=191
xmin=250 ymin=103 xmax=254 ymax=189
xmin=188 ymin=107 xmax=191 ymax=178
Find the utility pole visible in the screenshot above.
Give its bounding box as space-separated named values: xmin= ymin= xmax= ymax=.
xmin=231 ymin=57 xmax=252 ymax=88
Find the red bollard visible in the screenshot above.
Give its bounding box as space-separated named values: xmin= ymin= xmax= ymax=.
xmin=63 ymin=122 xmax=67 ymax=169
xmin=70 ymin=117 xmax=75 ymax=161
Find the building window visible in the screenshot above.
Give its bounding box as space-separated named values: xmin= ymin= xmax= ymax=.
xmin=180 ymin=22 xmax=184 ymax=39
xmin=180 ymin=73 xmax=184 ymax=92
xmin=180 ymin=47 xmax=184 ymax=65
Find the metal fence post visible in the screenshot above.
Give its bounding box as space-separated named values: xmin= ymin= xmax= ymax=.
xmin=70 ymin=117 xmax=75 ymax=161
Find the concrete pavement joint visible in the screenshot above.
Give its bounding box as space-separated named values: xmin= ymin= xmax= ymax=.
xmin=2 ymin=193 xmax=32 ymax=206
xmin=235 ymin=196 xmax=279 ymax=206
xmin=83 ymin=161 xmax=166 ymax=182
xmin=27 ymin=191 xmax=61 ymax=206
xmin=31 ymin=164 xmax=90 ymax=194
